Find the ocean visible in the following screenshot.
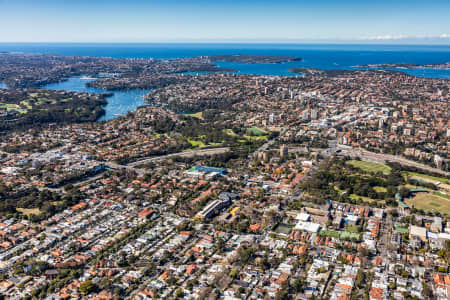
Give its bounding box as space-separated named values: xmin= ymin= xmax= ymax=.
xmin=1 ymin=43 xmax=450 ymax=78
xmin=1 ymin=43 xmax=449 ymax=120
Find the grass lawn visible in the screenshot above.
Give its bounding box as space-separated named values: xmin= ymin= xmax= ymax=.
xmin=320 ymin=230 xmax=341 ymax=238
xmin=394 ymin=225 xmax=409 ymax=233
xmin=208 ymin=142 xmax=222 ymax=147
xmin=187 ymin=138 xmax=221 ymax=149
xmin=347 ymin=160 xmax=391 ymax=175
xmin=374 ymin=186 xmax=387 ymax=193
xmin=187 ymin=138 xmax=206 ymax=148
xmin=349 ymin=193 xmax=383 ymax=203
xmin=21 ymin=100 xmax=33 ymax=109
xmin=346 ymin=225 xmax=362 ymax=233
xmin=17 ymin=208 xmax=41 ymax=216
xmin=405 ymin=192 xmax=450 ymax=214
xmin=432 ymin=191 xmax=450 ymax=200
xmin=405 ymin=172 xmax=450 ymax=184
xmin=36 ymin=97 xmax=57 ymax=105
xmin=334 ymin=186 xmax=344 ymax=192
xmin=247 ymin=127 xmax=267 ymax=136
xmin=320 ymin=229 xmax=360 ymax=241
xmin=405 ymin=172 xmax=450 ymax=189
xmin=245 ymin=135 xmax=268 ymax=141
xmin=0 ymin=103 xmax=20 ymax=111
xmin=334 ymin=186 xmax=384 ymax=204
xmin=340 ymin=231 xmax=361 ymax=240
xmin=152 ymin=133 xmax=165 ymax=138
xmin=225 ymin=128 xmax=268 ymax=142
xmin=225 ymin=129 xmax=238 ymax=136
xmin=185 ymin=111 xmax=203 ymax=120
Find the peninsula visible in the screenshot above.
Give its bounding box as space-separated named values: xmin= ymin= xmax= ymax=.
xmin=353 ymin=62 xmax=450 ymax=69
xmin=208 ymin=54 xmax=302 ymax=64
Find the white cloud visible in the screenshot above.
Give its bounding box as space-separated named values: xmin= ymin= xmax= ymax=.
xmin=361 ymin=34 xmax=450 ymax=41
xmin=361 ymin=35 xmax=407 ymax=40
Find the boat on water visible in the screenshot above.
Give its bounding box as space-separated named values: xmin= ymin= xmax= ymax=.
xmin=80 ymin=76 xmax=97 ymax=80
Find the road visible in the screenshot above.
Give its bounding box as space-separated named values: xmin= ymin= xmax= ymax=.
xmin=250 ymin=139 xmax=276 ymax=158
xmin=336 ymin=145 xmax=449 ymax=177
xmin=43 ymin=147 xmax=230 ymax=191
xmin=105 ymin=147 xmax=229 ymax=174
xmin=250 ymin=128 xmax=286 ymax=158
xmin=127 ymin=147 xmax=230 ymax=167
xmin=377 ymin=212 xmax=393 ymax=265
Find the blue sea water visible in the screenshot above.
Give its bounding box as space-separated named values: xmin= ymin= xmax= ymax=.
xmin=1 ymin=43 xmax=449 ymax=119
xmin=1 ymin=43 xmax=450 ymax=78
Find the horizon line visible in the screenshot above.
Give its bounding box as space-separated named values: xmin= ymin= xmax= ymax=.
xmin=1 ymin=41 xmax=450 ymax=46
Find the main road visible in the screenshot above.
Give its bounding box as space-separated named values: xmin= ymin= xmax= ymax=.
xmin=126 ymin=147 xmax=230 ymax=167
xmin=44 ymin=147 xmax=230 ymax=191
xmin=104 ymin=147 xmax=230 ymax=176
xmin=336 ymin=145 xmax=449 ymax=177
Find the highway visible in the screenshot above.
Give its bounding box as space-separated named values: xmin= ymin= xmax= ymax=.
xmin=127 ymin=147 xmax=230 ymax=167
xmin=336 ymin=145 xmax=449 ymax=177
xmin=44 ymin=147 xmax=230 ymax=190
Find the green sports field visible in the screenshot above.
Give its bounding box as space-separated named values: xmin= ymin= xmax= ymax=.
xmin=347 ymin=160 xmax=391 ymax=175
xmin=405 ymin=192 xmax=450 ymax=214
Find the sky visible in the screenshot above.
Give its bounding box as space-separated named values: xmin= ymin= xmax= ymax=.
xmin=0 ymin=0 xmax=449 ymax=43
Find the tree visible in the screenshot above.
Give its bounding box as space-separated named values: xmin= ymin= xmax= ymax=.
xmin=238 ymin=246 xmax=254 ymax=264
xmin=79 ymin=280 xmax=95 ymax=295
xmin=388 ymin=209 xmax=399 ymax=217
xmin=275 ymin=280 xmax=289 ymax=300
xmin=399 ymin=187 xmax=410 ymax=199
xmin=423 ymin=282 xmax=434 ymax=298
xmin=355 ymin=269 xmax=365 ymax=288
xmin=292 ymin=278 xmax=304 ymax=293
xmin=358 ymin=246 xmax=369 ymax=257
xmin=216 ymin=238 xmax=225 ymax=253
xmin=175 ymin=288 xmax=184 ymax=298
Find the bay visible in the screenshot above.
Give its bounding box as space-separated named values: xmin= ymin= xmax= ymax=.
xmin=43 ymin=77 xmax=151 ymax=121
xmin=3 ymin=43 xmax=449 ymax=120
